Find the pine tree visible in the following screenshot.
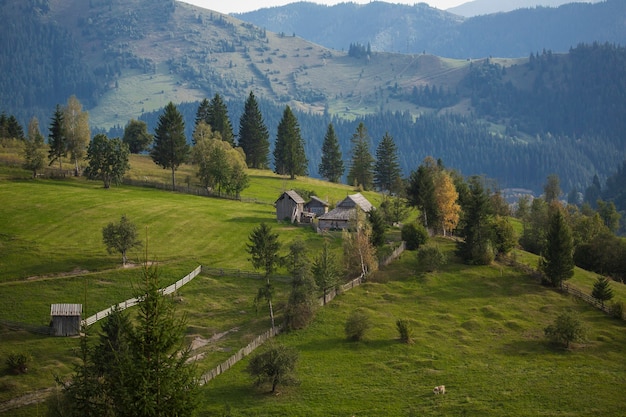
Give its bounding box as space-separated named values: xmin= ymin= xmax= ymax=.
xmin=194 ymin=98 xmax=210 ymax=127
xmin=151 ymin=102 xmax=189 ymax=190
xmin=457 ymin=176 xmax=494 ymax=265
xmin=312 ymin=239 xmax=339 ymax=305
xmin=238 ymin=92 xmax=270 ymax=169
xmin=347 ymin=122 xmax=374 ymax=191
xmin=273 ymin=106 xmax=308 ymax=179
xmin=48 ymin=104 xmax=67 ymax=171
xmin=406 ymin=157 xmax=440 ymax=229
xmin=591 ymin=276 xmax=614 ymax=308
xmin=374 ymin=132 xmax=401 ymax=194
xmin=318 ymin=123 xmax=344 ymax=183
xmin=247 ymin=223 xmax=281 ymax=329
xmin=207 ymin=93 xmax=235 ymax=146
xmin=540 ymin=209 xmax=575 ymax=287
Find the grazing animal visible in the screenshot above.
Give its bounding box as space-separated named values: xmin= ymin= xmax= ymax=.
xmin=433 ymin=385 xmax=446 ymax=395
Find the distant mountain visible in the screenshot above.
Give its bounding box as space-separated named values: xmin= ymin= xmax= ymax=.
xmin=447 ymin=0 xmax=602 ymax=18
xmin=1 ymin=0 xmax=626 ymax=193
xmin=236 ymin=0 xmax=625 ymax=58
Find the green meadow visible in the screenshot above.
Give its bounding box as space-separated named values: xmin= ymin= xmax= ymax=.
xmin=1 ymin=156 xmax=625 ymax=415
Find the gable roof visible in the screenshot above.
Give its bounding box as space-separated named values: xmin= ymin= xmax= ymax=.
xmin=305 ymin=196 xmax=329 ymax=207
xmin=337 ymin=193 xmax=373 ymax=212
xmin=51 ymin=304 xmax=82 ymax=316
xmin=275 ymin=190 xmax=305 ymax=204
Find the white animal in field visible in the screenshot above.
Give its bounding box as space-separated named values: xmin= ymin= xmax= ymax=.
xmin=433 ymin=385 xmax=446 ymax=395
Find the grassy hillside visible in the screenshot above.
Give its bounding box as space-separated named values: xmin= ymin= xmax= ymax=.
xmin=198 ymin=241 xmax=626 ymax=416
xmin=1 ymin=155 xmax=625 ymax=415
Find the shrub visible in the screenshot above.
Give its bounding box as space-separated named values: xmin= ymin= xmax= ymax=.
xmin=401 ymin=223 xmax=428 ymax=250
xmin=246 ymin=343 xmax=299 ymax=393
xmin=609 ymin=301 xmax=624 ymax=320
xmin=417 ymin=245 xmax=447 ymax=272
xmin=544 ymin=312 xmax=586 ymax=348
xmin=6 ymin=352 xmax=31 ymax=374
xmin=345 ymin=308 xmax=370 ymax=341
xmin=396 ymin=319 xmax=413 ymax=344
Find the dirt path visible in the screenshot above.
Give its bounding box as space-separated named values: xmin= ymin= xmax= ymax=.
xmin=0 ymin=327 xmax=237 ymax=413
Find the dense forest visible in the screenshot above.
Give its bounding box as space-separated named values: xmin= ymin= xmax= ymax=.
xmin=126 ymin=43 xmax=626 ymax=195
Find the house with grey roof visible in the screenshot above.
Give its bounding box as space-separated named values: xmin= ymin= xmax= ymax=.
xmin=304 ymin=196 xmax=329 ymax=216
xmin=275 ymin=190 xmax=305 ymax=223
xmin=317 ymin=193 xmax=374 ymax=230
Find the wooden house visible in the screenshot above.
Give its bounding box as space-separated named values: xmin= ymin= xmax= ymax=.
xmin=50 ymin=303 xmax=82 ymax=336
xmin=304 ymin=196 xmax=329 ymax=216
xmin=318 ymin=193 xmax=374 ymax=230
xmin=275 ymin=190 xmax=305 ymax=223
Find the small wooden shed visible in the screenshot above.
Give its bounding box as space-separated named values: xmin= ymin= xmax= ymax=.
xmin=318 ymin=193 xmax=374 ymax=230
xmin=304 ymin=196 xmax=329 ymax=216
xmin=275 ymin=190 xmax=305 ymax=223
xmin=50 ymin=304 xmax=82 ymax=336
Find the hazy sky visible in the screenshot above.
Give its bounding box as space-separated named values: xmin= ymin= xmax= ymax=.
xmin=179 ymin=1 xmax=467 ymax=15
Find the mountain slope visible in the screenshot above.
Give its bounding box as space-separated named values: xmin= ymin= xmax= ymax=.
xmin=447 ymin=0 xmax=602 ymax=17
xmin=236 ymin=0 xmax=626 ymax=58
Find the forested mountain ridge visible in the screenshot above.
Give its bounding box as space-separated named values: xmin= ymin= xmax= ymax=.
xmin=1 ymin=0 xmax=625 ymax=194
xmin=236 ymin=0 xmax=626 ymax=58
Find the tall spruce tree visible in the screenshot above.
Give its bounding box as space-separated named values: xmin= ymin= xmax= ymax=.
xmin=273 ymin=106 xmax=308 ymax=179
xmin=406 ymin=158 xmax=440 ymax=229
xmin=207 ymin=93 xmax=235 ymax=146
xmin=247 ymin=223 xmax=281 ymax=329
xmin=374 ymin=132 xmax=401 ymax=194
xmin=151 ymin=102 xmax=189 ymax=190
xmin=238 ymin=91 xmax=270 ymax=169
xmin=194 ymin=98 xmax=210 ymax=127
xmin=457 ymin=176 xmax=494 ymax=265
xmin=48 ymin=104 xmax=67 ymax=171
xmin=540 ymin=209 xmax=575 ymax=287
xmin=347 ymin=122 xmax=375 ymax=191
xmin=318 ymin=123 xmax=344 ymax=183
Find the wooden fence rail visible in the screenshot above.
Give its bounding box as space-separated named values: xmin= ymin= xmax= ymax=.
xmin=81 ymin=265 xmax=202 ymax=327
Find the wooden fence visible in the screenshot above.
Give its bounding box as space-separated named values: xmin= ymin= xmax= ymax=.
xmin=81 ymin=265 xmax=202 ymax=327
xmin=379 ymin=241 xmax=406 ymax=267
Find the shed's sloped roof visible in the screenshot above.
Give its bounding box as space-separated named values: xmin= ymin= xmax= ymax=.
xmin=276 ymin=190 xmax=305 ymax=204
xmin=338 ymin=193 xmax=373 ymax=212
xmin=305 ymin=196 xmax=329 ymax=207
xmin=51 ymin=304 xmax=83 ymax=316
xmin=318 ymin=207 xmax=355 ymax=221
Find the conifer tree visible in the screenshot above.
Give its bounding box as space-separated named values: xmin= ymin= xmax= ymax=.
xmin=312 ymin=239 xmax=339 ymax=305
xmin=457 ymin=176 xmax=494 ymax=265
xmin=540 ymin=209 xmax=575 ymax=287
xmin=374 ymin=132 xmax=401 ymax=194
xmin=247 ymin=223 xmax=281 ymax=329
xmin=273 ymin=106 xmax=308 ymax=179
xmin=151 ymin=102 xmax=189 ymax=190
xmin=318 ymin=123 xmax=344 ymax=183
xmin=406 ymin=157 xmax=440 ymax=229
xmin=347 ymin=122 xmax=374 ymax=191
xmin=591 ymin=276 xmax=614 ymax=308
xmin=238 ymin=92 xmax=270 ymax=169
xmin=194 ymin=98 xmax=210 ymax=127
xmin=48 ymin=104 xmax=67 ymax=170
xmin=207 ymin=93 xmax=235 ymax=146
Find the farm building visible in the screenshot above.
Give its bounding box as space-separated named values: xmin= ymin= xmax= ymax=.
xmin=318 ymin=193 xmax=374 ymax=230
xmin=275 ymin=190 xmax=305 ymax=223
xmin=304 ymin=196 xmax=329 ymax=216
xmin=50 ymin=303 xmax=82 ymax=336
